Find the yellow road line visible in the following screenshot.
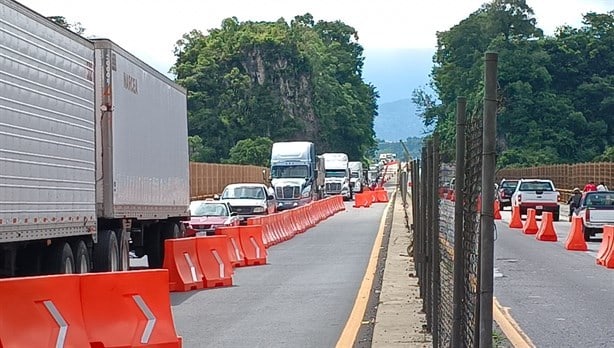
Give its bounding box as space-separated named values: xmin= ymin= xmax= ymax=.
xmin=493 ymin=297 xmax=535 ymax=348
xmin=336 ymin=190 xmax=394 ymax=348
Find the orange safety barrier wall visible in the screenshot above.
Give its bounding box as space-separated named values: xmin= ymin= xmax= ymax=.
xmin=163 ymin=238 xmax=205 ymax=292
xmin=215 ymin=226 xmax=247 ymax=267
xmin=80 ymin=270 xmax=182 ymax=347
xmin=596 ymin=225 xmax=614 ymax=269
xmin=239 ymin=225 xmax=268 ymax=265
xmin=195 ymin=236 xmax=234 ymax=288
xmin=0 ymin=275 xmax=91 ymax=347
xmin=0 ymin=270 xmax=182 ymax=348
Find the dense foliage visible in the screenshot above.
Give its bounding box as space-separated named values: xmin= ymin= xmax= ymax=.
xmin=172 ymin=15 xmax=378 ymax=165
xmin=223 ymin=137 xmax=273 ymax=167
xmin=413 ymin=0 xmax=613 ymax=167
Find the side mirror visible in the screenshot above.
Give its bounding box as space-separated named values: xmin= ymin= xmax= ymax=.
xmin=213 ymin=194 xmax=220 ymax=200
xmin=267 ymin=195 xmax=275 ymax=200
xmin=230 ymin=212 xmax=238 ymax=216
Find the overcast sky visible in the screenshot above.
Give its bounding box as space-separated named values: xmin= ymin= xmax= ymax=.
xmin=17 ymin=0 xmax=611 ymax=78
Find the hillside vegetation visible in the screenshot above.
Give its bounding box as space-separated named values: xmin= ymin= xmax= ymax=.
xmin=172 ymin=14 xmax=377 ymax=165
xmin=413 ymin=1 xmax=613 ymax=167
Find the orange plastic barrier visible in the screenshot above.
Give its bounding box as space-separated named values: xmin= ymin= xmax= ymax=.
xmin=215 ymin=226 xmax=247 ymax=267
xmin=195 ymin=236 xmax=234 ymax=288
xmin=374 ymin=190 xmax=389 ymax=203
xmin=353 ymin=193 xmax=371 ymax=208
xmin=239 ymin=225 xmax=268 ymax=266
xmin=536 ymin=212 xmax=557 ymax=241
xmin=509 ymin=205 xmax=523 ymax=229
xmin=163 ymin=238 xmax=205 ymax=292
xmin=0 ymin=271 xmax=183 ymax=348
xmin=564 ymin=216 xmax=588 ymax=251
xmin=596 ymin=225 xmax=614 ymax=268
xmin=0 ymin=275 xmax=91 ymax=348
xmin=494 ymin=200 xmax=502 ymax=220
xmin=522 ymin=208 xmax=539 ymax=235
xmin=80 ymin=270 xmax=182 ymax=347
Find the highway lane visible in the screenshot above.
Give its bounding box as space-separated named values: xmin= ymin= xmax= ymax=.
xmin=495 ymin=210 xmax=614 ymax=348
xmin=169 ymin=200 xmax=387 ymax=347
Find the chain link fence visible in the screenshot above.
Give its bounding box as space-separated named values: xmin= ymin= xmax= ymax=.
xmin=410 ymin=109 xmax=485 ymax=347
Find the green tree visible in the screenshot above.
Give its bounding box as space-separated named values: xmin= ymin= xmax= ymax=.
xmin=172 ymin=15 xmax=377 ymax=163
xmin=188 ymin=135 xmax=208 ymax=162
xmin=47 ymin=16 xmax=85 ymax=35
xmin=414 ymin=1 xmax=612 ymax=167
xmin=224 ymin=137 xmax=273 ymax=167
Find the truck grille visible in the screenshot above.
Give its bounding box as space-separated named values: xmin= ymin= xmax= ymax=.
xmin=231 ymin=206 xmax=256 ymax=214
xmin=326 ymin=183 xmax=342 ymax=192
xmin=276 ymin=186 xmax=300 ymax=199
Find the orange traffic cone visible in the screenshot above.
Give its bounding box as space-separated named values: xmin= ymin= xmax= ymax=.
xmin=536 ymin=212 xmax=557 ymax=241
xmin=494 ymin=200 xmax=501 ymax=220
xmin=509 ymin=206 xmax=523 ymax=229
xmin=564 ymin=216 xmax=588 ymax=251
xmin=522 ymin=209 xmax=538 ymax=235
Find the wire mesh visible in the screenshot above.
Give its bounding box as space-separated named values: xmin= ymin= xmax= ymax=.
xmin=462 ymin=109 xmax=483 ymax=348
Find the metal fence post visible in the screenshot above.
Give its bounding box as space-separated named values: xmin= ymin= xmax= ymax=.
xmin=432 ymin=135 xmax=441 ymax=347
xmin=452 ymin=97 xmax=467 ymax=347
xmin=479 ymin=52 xmax=498 ymax=348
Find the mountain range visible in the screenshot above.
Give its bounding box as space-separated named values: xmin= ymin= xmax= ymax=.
xmin=362 ymin=48 xmax=434 ymax=141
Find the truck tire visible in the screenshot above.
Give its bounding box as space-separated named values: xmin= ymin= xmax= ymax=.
xmin=71 ymin=239 xmax=91 ymax=274
xmin=45 ymin=242 xmax=75 ymax=275
xmin=93 ymin=230 xmax=119 ymax=272
xmin=583 ymin=226 xmax=591 ymax=242
xmin=144 ymin=223 xmax=162 ymax=269
xmin=117 ymin=229 xmax=130 ymax=271
xmin=553 ymin=212 xmax=560 ymax=221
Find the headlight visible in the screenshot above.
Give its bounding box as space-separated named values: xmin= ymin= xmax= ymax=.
xmin=253 ymin=206 xmax=266 ymax=213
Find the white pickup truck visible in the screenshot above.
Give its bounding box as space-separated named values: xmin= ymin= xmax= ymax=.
xmin=572 ymin=191 xmax=614 ymax=241
xmin=511 ymin=179 xmax=561 ymax=221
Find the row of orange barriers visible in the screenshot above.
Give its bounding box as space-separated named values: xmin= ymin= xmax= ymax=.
xmin=163 ymin=227 xmax=267 ymax=292
xmin=247 ymin=195 xmax=345 ymax=247
xmin=353 ymin=187 xmax=389 ymax=208
xmin=507 ymin=205 xmax=614 ymax=269
xmin=163 ymin=196 xmax=346 ymax=292
xmin=0 ymin=270 xmax=182 ymax=347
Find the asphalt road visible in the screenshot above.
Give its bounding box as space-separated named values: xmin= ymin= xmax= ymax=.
xmin=168 ymin=200 xmax=387 ymax=347
xmin=495 ymin=209 xmax=614 ymax=348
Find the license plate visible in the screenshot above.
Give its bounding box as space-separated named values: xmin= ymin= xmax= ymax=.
xmin=536 ymin=205 xmax=543 ymax=210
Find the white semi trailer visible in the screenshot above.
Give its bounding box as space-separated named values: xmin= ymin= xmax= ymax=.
xmin=0 ymin=0 xmax=189 ymax=277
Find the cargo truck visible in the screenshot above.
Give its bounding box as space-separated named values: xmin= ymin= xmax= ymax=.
xmin=348 ymin=161 xmax=365 ymax=194
xmin=269 ymin=141 xmax=324 ymax=210
xmin=0 ymin=0 xmax=189 ymax=277
xmin=322 ymin=153 xmax=352 ymax=200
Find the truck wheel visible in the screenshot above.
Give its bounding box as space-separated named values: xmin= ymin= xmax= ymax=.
xmin=144 ymin=224 xmax=162 ymax=269
xmin=553 ymin=212 xmax=559 ymax=221
xmin=583 ymin=226 xmax=591 ymax=242
xmin=93 ymin=230 xmax=119 ymax=272
xmin=71 ymin=239 xmax=91 ymax=274
xmin=45 ymin=242 xmax=75 ymax=275
xmin=117 ymin=229 xmax=130 ymax=271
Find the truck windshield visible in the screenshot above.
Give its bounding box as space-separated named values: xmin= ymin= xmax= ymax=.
xmin=325 ymin=170 xmax=346 ymax=178
xmin=222 ymin=186 xmax=265 ymax=199
xmin=519 ymin=181 xmax=553 ymax=191
xmin=271 ymin=165 xmax=309 ymax=179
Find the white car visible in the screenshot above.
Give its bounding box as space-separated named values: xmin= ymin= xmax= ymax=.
xmin=218 ymin=183 xmax=277 ymax=224
xmin=511 ymin=179 xmax=560 ymax=221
